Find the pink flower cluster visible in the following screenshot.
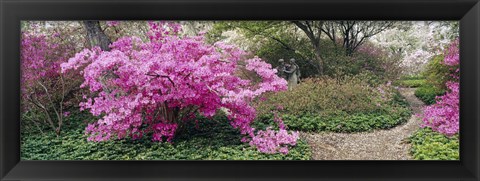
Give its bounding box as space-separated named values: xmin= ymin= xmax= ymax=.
xmin=21 ymin=31 xmax=79 ymax=135
xmin=62 ymin=21 xmax=297 ymax=154
xmin=152 ymin=123 xmax=178 ymax=142
xmin=147 ymin=21 xmax=182 ymax=42
xmin=421 ymin=82 xmax=459 ymax=136
xmin=250 ymin=128 xmax=299 ymax=155
xmin=21 ymin=33 xmax=69 ymax=92
xmin=249 ymin=114 xmax=298 ymax=154
xmin=106 ymin=21 xmax=120 ymax=27
xmin=443 ymin=39 xmax=459 ymax=66
xmin=421 ymin=39 xmax=460 ymax=136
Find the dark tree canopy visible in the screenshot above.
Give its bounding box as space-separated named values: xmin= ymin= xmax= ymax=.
xmin=321 ymin=21 xmax=394 ymax=56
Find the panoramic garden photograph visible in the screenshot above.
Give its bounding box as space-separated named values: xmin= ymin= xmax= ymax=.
xmin=20 ymin=20 xmax=459 ymax=160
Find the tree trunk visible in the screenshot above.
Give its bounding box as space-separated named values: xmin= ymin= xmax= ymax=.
xmin=291 ymin=21 xmax=325 ymax=76
xmin=313 ymin=46 xmax=324 ymax=75
xmin=83 ymin=21 xmax=111 ymax=51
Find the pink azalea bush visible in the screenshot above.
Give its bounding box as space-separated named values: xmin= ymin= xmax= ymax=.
xmin=21 ymin=32 xmax=78 ymax=135
xmin=61 ymin=21 xmax=298 ymax=154
xmin=421 ymin=39 xmax=459 ymax=136
xmin=443 ymin=39 xmax=459 ymax=66
xmin=21 ymin=33 xmax=73 ymax=90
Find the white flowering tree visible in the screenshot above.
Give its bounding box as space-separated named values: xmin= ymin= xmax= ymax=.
xmin=371 ymin=21 xmax=458 ymax=75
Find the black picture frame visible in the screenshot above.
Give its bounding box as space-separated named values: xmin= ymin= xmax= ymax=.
xmin=1 ymin=0 xmax=479 ymax=180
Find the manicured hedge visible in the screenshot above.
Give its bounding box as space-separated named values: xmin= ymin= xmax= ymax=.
xmin=408 ymin=128 xmax=459 ymax=160
xmin=21 ymin=113 xmax=311 ymax=160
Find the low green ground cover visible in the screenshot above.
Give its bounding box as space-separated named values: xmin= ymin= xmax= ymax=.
xmin=21 ymin=112 xmax=311 ymax=160
xmin=408 ymin=128 xmax=459 ymax=160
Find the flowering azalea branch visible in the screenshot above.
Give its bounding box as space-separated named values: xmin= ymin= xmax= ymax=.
xmin=146 ymin=73 xmax=176 ymax=87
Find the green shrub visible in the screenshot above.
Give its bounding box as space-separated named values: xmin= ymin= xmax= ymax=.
xmin=394 ymin=75 xmax=426 ymax=88
xmin=255 ymin=76 xmax=411 ymax=133
xmin=398 ymin=79 xmax=427 ymax=88
xmin=351 ymin=43 xmax=404 ymax=83
xmin=414 ymin=54 xmax=457 ymax=105
xmin=21 ymin=112 xmax=311 ymax=160
xmin=423 ymin=54 xmax=457 ymax=91
xmin=409 ymin=128 xmax=459 ymax=160
xmin=401 ymin=75 xmax=425 ymax=80
xmin=257 ymin=76 xmax=387 ymax=116
xmin=414 ymin=84 xmax=445 ymax=105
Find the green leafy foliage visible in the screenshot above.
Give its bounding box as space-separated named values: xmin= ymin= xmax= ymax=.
xmin=409 ymin=128 xmax=459 ymax=160
xmin=279 ymin=111 xmax=410 ymax=133
xmin=21 ymin=112 xmax=311 ymax=160
xmin=208 ymin=21 xmax=403 ymax=81
xmin=394 ymin=75 xmax=427 ymax=88
xmin=414 ymin=54 xmax=458 ymax=105
xmin=208 ymin=21 xmax=321 ymax=78
xmin=423 ymin=54 xmax=457 ymax=90
xmin=414 ymin=84 xmax=445 ymax=105
xmin=398 ymin=79 xmax=426 ymax=88
xmin=400 ymin=75 xmax=424 ymax=80
xmin=255 ymin=77 xmax=411 ymax=133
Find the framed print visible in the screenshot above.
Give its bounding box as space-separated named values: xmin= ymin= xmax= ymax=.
xmin=1 ymin=0 xmax=479 ymax=180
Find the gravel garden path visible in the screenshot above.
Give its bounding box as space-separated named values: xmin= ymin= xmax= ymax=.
xmin=300 ymin=88 xmax=424 ymax=160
